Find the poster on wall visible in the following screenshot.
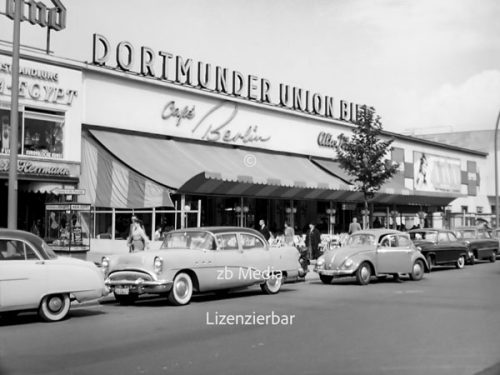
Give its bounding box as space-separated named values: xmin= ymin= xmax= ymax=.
xmin=413 ymin=152 xmax=461 ymax=193
xmin=0 ymin=108 xmax=23 ymax=154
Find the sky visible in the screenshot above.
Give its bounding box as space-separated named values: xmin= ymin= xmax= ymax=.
xmin=0 ymin=0 xmax=499 ymax=135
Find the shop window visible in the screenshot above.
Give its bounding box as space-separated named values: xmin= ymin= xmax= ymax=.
xmin=476 ymin=206 xmax=483 ymax=214
xmin=23 ymin=112 xmax=64 ymax=158
xmin=0 ymin=106 xmax=64 ymax=158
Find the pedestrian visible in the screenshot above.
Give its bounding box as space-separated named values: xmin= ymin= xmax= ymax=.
xmin=259 ymin=219 xmax=271 ymax=241
xmin=284 ymin=222 xmax=295 ymax=246
xmin=127 ymin=215 xmax=149 ymax=252
xmin=348 ymin=217 xmax=362 ymax=235
xmin=305 ymin=223 xmax=321 ymax=260
xmin=30 ymin=219 xmax=40 ymax=236
xmin=154 ymin=226 xmax=163 ymax=241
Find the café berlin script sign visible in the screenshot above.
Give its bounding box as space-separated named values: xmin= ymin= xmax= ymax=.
xmin=92 ymin=33 xmax=364 ymax=124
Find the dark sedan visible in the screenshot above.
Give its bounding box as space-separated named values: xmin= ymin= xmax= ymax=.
xmin=408 ymin=229 xmax=470 ymax=270
xmin=454 ymin=227 xmax=497 ymax=264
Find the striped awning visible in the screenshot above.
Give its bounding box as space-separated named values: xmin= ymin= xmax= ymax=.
xmin=88 ymin=129 xmax=352 ymax=200
xmin=79 ymin=132 xmax=173 ymax=208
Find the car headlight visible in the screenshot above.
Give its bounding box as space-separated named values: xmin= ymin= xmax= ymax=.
xmin=101 ymin=256 xmax=110 ymax=273
xmin=154 ymin=256 xmax=163 ymax=274
xmin=316 ymin=256 xmax=325 ymax=267
xmin=342 ymin=258 xmax=354 ymax=269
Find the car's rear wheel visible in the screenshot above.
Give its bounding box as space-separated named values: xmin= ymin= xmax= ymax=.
xmin=260 ymin=272 xmax=282 ymax=294
xmin=38 ymin=294 xmax=70 ymax=322
xmin=168 ymin=272 xmax=193 ymax=305
xmin=456 ymin=255 xmax=465 ymax=269
xmin=410 ymin=259 xmax=425 ymax=281
xmin=114 ymin=292 xmax=138 ymax=305
xmin=356 ymin=262 xmax=371 ymax=285
xmin=469 ymin=252 xmax=476 ymax=265
xmin=319 ymin=275 xmax=333 ymax=284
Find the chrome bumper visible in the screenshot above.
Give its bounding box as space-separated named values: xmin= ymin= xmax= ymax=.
xmin=317 ymin=269 xmax=354 ymax=277
xmin=105 ymin=278 xmax=173 ymax=294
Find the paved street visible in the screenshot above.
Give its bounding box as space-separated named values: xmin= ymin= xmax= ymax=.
xmin=1 ymin=261 xmax=500 ymax=375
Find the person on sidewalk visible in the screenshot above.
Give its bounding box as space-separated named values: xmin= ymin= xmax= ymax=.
xmin=127 ymin=216 xmax=149 ymax=252
xmin=259 ymin=219 xmax=271 ymax=241
xmin=305 ymin=223 xmax=321 ymax=260
xmin=284 ymin=222 xmax=295 ymax=246
xmin=348 ymin=217 xmax=362 ymax=235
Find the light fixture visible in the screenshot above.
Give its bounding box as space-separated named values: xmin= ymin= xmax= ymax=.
xmin=243 ymin=206 xmax=249 ymax=213
xmin=235 ymin=206 xmax=242 ymax=213
xmin=184 ymin=204 xmax=191 ymax=212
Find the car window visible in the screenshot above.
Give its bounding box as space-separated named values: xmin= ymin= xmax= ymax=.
xmin=216 ymin=234 xmax=239 ymax=251
xmin=347 ymin=234 xmax=376 ymax=246
xmin=461 ymin=230 xmax=475 ymax=239
xmin=240 ymin=234 xmax=265 ymax=250
xmin=448 ymin=232 xmax=458 ymax=242
xmin=437 ymin=232 xmax=449 ymax=242
xmin=0 ymin=239 xmax=26 ymax=260
xmin=380 ymin=235 xmax=396 ymax=247
xmin=161 ymin=231 xmax=215 ymax=250
xmin=397 ymin=235 xmax=411 ymax=248
xmin=478 ymin=230 xmax=490 ymax=239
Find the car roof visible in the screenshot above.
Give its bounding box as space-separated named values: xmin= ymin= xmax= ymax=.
xmin=0 ymin=228 xmax=43 ymax=244
xmin=408 ymin=228 xmax=449 ymax=232
xmin=169 ymin=226 xmax=264 ymax=237
xmin=352 ymin=229 xmax=406 ymax=235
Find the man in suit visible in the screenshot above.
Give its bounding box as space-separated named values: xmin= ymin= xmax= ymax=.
xmin=349 ymin=217 xmax=362 ymax=234
xmin=305 ymin=223 xmax=321 ymax=260
xmin=259 ymin=219 xmax=271 ymax=241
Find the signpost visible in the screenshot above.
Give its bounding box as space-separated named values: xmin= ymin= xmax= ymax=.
xmin=3 ymin=0 xmax=67 ymax=229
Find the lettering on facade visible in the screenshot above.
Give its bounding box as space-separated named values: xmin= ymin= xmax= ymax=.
xmin=0 ymin=159 xmax=70 ymax=176
xmin=5 ymin=0 xmax=66 ymax=31
xmin=0 ymin=78 xmax=77 ymax=106
xmin=93 ymin=33 xmax=364 ymax=124
xmin=317 ymin=131 xmax=337 ymax=148
xmin=161 ymin=100 xmax=271 ymax=144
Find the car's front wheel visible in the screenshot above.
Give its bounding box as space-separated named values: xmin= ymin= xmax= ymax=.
xmin=410 ymin=259 xmax=425 ymax=281
xmin=168 ymin=272 xmax=193 ymax=305
xmin=260 ymin=272 xmax=282 ymax=294
xmin=456 ymin=255 xmax=465 ymax=269
xmin=489 ymin=252 xmax=497 ymax=263
xmin=356 ymin=262 xmax=371 ymax=285
xmin=319 ymin=275 xmax=333 ymax=284
xmin=38 ymin=294 xmax=70 ymax=322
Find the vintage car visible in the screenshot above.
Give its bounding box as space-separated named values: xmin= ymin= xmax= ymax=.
xmin=102 ymin=227 xmax=302 ymax=306
xmin=0 ymin=229 xmax=108 ymax=322
xmin=454 ymin=227 xmax=498 ymax=264
xmin=408 ymin=228 xmax=470 ymax=269
xmin=314 ymin=229 xmax=429 ymax=285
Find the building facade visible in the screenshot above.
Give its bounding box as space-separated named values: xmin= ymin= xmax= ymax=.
xmin=0 ymin=35 xmax=488 ymax=244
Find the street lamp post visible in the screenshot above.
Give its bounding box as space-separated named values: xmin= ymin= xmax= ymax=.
xmin=495 ymin=110 xmax=500 ymax=229
xmin=7 ymin=0 xmax=22 ymax=229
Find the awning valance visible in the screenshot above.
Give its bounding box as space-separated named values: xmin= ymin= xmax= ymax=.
xmin=88 ymin=129 xmax=352 ymax=200
xmin=79 ymin=133 xmax=173 ymax=208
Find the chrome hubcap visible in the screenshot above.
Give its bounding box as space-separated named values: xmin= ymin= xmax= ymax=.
xmin=361 ymin=267 xmax=370 ymax=281
xmin=48 ymin=296 xmax=63 ymax=312
xmin=175 ymin=279 xmax=188 ymax=298
xmin=414 ymin=263 xmax=422 ymax=276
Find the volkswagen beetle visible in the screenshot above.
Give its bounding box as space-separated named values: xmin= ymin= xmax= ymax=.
xmin=315 ymin=229 xmax=429 ymax=285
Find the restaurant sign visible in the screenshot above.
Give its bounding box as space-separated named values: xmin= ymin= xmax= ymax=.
xmin=92 ymin=33 xmax=363 ymax=124
xmin=0 ymin=155 xmax=79 ymax=178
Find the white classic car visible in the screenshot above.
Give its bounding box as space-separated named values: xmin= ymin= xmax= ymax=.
xmin=0 ymin=229 xmax=108 ymax=322
xmin=103 ymin=227 xmax=303 ymax=305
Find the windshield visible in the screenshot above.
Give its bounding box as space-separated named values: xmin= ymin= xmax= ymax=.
xmin=409 ymin=231 xmax=438 ymax=241
xmin=161 ymin=231 xmax=216 ymax=250
xmin=40 ymin=240 xmax=58 ymax=260
xmin=347 ymin=234 xmax=376 ymax=246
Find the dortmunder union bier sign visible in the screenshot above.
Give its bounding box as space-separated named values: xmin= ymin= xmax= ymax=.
xmin=92 ymin=33 xmax=364 ymax=124
xmin=5 ymin=0 xmax=66 ymax=31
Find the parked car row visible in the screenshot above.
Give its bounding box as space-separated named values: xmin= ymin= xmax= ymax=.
xmin=316 ymin=227 xmax=498 ymax=285
xmin=1 ymin=225 xmax=498 ymax=322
